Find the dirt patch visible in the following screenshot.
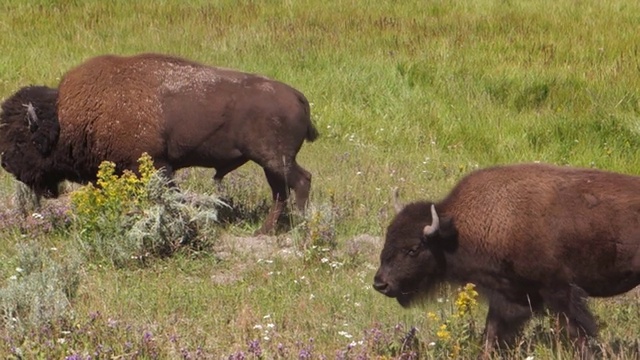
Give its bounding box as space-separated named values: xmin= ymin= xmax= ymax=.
xmin=344 ymin=234 xmax=383 ymax=262
xmin=209 ymin=233 xmax=383 ymax=285
xmin=209 ymin=234 xmax=299 ymax=285
xmin=214 ymin=233 xmax=383 ymax=262
xmin=213 ymin=233 xmax=300 ymax=262
xmin=209 ymin=266 xmax=245 ymax=285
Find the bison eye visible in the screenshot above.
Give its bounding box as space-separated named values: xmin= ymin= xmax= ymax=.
xmin=406 ymin=246 xmax=420 ymax=257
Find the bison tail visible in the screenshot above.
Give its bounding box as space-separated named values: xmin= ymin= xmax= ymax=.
xmin=296 ymin=91 xmax=319 ymax=142
xmin=306 ymin=123 xmax=319 ymax=142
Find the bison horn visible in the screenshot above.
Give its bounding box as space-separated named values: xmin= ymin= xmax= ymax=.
xmin=392 ymin=187 xmax=403 ymax=214
xmin=23 ymin=103 xmax=39 ymax=131
xmin=423 ymin=204 xmax=440 ymax=237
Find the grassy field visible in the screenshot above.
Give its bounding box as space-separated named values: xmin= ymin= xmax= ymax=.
xmin=1 ymin=0 xmax=640 ymax=358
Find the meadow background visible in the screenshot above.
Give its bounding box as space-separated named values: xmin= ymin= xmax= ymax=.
xmin=1 ymin=0 xmax=639 ymax=358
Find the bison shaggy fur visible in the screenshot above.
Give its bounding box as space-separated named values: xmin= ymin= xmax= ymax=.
xmin=0 ymin=53 xmax=319 ymax=234
xmin=374 ymin=163 xmax=640 ymax=354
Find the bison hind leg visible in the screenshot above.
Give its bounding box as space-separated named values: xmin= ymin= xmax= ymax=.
xmin=256 ymin=160 xmax=312 ymax=235
xmin=257 ymin=167 xmax=289 ymax=235
xmin=567 ymin=284 xmax=598 ymax=338
xmin=289 ymin=162 xmax=312 ymax=212
xmin=540 ymin=284 xmax=598 ymax=356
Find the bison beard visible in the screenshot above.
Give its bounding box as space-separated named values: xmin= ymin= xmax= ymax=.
xmin=0 ymin=53 xmax=319 ymax=234
xmin=374 ymin=163 xmax=640 ymax=357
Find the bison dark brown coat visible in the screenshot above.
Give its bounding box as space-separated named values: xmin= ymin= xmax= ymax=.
xmin=374 ymin=163 xmax=640 ymax=353
xmin=0 ymin=53 xmax=318 ymax=234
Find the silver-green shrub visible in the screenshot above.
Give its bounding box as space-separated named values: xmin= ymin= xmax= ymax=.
xmin=70 ymin=153 xmax=225 ymax=267
xmin=0 ymin=243 xmax=80 ymax=336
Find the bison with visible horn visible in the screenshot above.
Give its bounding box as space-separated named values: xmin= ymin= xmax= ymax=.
xmin=374 ymin=163 xmax=640 ymax=355
xmin=0 ymin=53 xmax=318 ymax=234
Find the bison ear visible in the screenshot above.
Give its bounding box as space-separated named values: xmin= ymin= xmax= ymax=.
xmin=23 ymin=103 xmax=40 ymax=132
xmin=31 ymin=120 xmax=60 ymax=156
xmin=438 ymin=216 xmax=457 ymax=239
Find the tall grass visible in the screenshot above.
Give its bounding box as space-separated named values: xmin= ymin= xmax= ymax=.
xmin=1 ymin=0 xmax=639 ymax=358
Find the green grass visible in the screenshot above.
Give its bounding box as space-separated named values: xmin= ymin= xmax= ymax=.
xmin=1 ymin=0 xmax=640 ymax=358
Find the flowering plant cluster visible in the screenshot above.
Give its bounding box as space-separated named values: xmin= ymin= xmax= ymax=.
xmin=70 ymin=153 xmax=155 ymax=237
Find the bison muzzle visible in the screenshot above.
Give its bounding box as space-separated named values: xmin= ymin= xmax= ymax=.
xmin=0 ymin=53 xmax=319 ymax=234
xmin=374 ymin=163 xmax=640 ymax=355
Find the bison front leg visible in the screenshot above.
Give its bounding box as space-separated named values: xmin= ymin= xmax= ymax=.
xmin=482 ymin=293 xmax=536 ymax=358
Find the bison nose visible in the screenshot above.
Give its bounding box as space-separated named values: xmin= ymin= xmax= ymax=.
xmin=373 ymin=281 xmax=389 ymax=293
xmin=373 ymin=273 xmax=389 ymax=293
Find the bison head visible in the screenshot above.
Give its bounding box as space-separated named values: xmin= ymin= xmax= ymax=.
xmin=373 ymin=201 xmax=457 ymax=307
xmin=0 ymin=85 xmax=62 ymax=197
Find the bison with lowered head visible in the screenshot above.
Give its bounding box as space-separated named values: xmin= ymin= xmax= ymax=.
xmin=374 ymin=163 xmax=640 ymax=354
xmin=0 ymin=53 xmax=319 ymax=234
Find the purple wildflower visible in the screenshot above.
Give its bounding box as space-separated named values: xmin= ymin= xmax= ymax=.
xmin=228 ymin=351 xmax=246 ymax=360
xmin=277 ymin=343 xmax=287 ymax=357
xmin=89 ymin=311 xmax=100 ymax=321
xmin=369 ymin=326 xmax=384 ymax=344
xmin=94 ymin=344 xmax=103 ymax=357
xmin=299 ymin=349 xmax=311 ymax=359
xmin=297 ymin=338 xmax=314 ymax=360
xmin=143 ymin=330 xmax=153 ymax=343
xmin=248 ymin=339 xmax=262 ymax=357
xmin=401 ymin=326 xmax=417 ymax=348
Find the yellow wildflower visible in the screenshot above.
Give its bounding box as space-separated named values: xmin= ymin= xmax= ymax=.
xmin=427 ymin=311 xmax=438 ymax=322
xmin=454 ymin=283 xmax=478 ymax=317
xmin=436 ymin=324 xmax=450 ymax=341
